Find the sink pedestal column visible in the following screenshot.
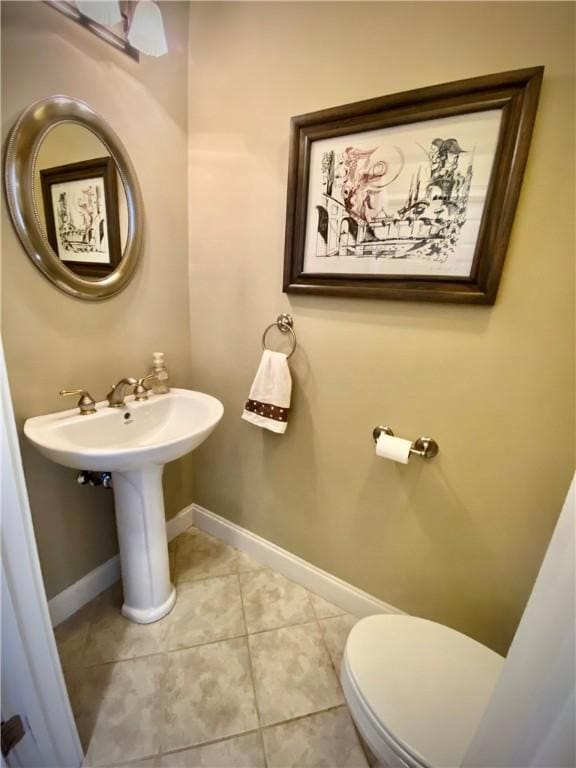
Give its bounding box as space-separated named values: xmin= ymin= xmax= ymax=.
xmin=112 ymin=464 xmax=176 ymax=623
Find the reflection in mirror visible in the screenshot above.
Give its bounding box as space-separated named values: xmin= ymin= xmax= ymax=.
xmin=33 ymin=124 xmax=129 ymax=278
xmin=5 ymin=95 xmax=143 ymax=300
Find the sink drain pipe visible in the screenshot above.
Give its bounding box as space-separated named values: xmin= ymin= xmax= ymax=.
xmin=77 ymin=471 xmax=113 ymax=488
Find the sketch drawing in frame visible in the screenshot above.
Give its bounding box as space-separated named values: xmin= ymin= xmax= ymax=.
xmin=283 ymin=67 xmax=544 ymax=304
xmin=40 ymin=157 xmax=122 ymax=278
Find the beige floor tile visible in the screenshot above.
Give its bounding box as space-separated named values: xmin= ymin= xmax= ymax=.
xmin=175 ymin=528 xmax=237 ymax=582
xmin=167 ymin=576 xmax=245 ymax=650
xmin=54 ymin=600 xmax=95 ymax=670
xmin=70 ymin=655 xmax=165 ymax=766
xmin=262 ymin=707 xmax=368 ymax=768
xmin=83 ymin=584 xmax=169 ymax=666
xmin=84 ymin=758 xmax=159 ymax=767
xmin=248 ymin=622 xmax=344 ymax=726
xmin=309 ymin=593 xmax=347 ymax=620
xmin=163 ymin=638 xmax=258 ymax=752
xmin=240 ymin=569 xmax=315 ymax=633
xmin=319 ymin=614 xmax=359 ymax=674
xmin=118 ymin=762 xmax=159 ymax=768
xmin=160 ymin=732 xmax=265 ymax=767
xmin=235 ymin=550 xmax=265 ymax=573
xmin=358 ymin=735 xmax=380 ymax=767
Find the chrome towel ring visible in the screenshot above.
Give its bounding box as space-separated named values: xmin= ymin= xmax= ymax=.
xmin=262 ymin=314 xmax=297 ymax=359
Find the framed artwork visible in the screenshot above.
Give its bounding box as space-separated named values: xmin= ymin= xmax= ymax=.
xmin=283 ymin=67 xmax=544 ymax=304
xmin=40 ymin=156 xmax=122 ymax=277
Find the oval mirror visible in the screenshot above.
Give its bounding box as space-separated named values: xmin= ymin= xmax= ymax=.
xmin=4 ymin=95 xmax=143 ymax=300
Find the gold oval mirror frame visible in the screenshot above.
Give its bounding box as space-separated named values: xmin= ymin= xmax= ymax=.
xmin=4 ymin=95 xmax=144 ymax=300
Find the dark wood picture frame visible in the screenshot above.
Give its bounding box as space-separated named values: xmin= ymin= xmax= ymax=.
xmin=40 ymin=156 xmax=122 ymax=278
xmin=283 ymin=67 xmax=544 ymax=304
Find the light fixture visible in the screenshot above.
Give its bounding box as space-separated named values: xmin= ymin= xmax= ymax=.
xmin=46 ymin=0 xmax=168 ymax=59
xmin=46 ymin=1 xmax=139 ymax=59
xmin=127 ymin=0 xmax=168 ymax=58
xmin=75 ymin=0 xmax=122 ymax=26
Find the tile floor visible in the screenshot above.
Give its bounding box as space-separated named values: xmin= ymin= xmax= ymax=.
xmin=55 ymin=526 xmax=376 ymax=768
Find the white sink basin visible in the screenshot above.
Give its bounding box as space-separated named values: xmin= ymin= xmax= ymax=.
xmin=24 ymin=388 xmax=223 ymax=625
xmin=24 ymin=388 xmax=224 ymax=472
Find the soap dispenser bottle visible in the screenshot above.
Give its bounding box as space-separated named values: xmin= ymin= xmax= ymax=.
xmin=151 ymin=352 xmax=170 ymax=394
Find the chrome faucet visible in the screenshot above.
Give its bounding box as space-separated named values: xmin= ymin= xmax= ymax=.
xmin=106 ymin=377 xmax=137 ymax=408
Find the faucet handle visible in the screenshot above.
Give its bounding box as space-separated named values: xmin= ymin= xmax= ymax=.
xmin=134 ymin=374 xmax=156 ymax=401
xmin=60 ymin=388 xmax=97 ymax=416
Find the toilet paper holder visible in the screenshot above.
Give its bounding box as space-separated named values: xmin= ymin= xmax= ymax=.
xmin=372 ymin=426 xmax=439 ymax=460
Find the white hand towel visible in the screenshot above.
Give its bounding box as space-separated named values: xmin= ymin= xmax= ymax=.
xmin=242 ymin=350 xmax=292 ymax=434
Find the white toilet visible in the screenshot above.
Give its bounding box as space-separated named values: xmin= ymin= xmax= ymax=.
xmin=342 ymin=615 xmax=504 ymax=768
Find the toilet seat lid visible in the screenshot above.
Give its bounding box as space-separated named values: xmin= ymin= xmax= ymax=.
xmin=344 ymin=615 xmax=504 ymax=768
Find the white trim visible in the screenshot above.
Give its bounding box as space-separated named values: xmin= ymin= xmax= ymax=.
xmin=1 ymin=342 xmax=83 ymax=767
xmin=48 ymin=506 xmax=194 ymax=627
xmin=192 ymin=503 xmax=404 ymax=618
xmin=48 ymin=554 xmax=120 ymax=628
xmin=166 ymin=504 xmax=195 ymax=540
xmin=48 ymin=499 xmax=400 ymax=628
xmin=463 ymin=476 xmax=576 ymax=768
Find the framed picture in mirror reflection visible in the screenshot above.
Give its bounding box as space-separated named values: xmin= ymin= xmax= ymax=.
xmin=40 ymin=157 xmax=122 ymax=277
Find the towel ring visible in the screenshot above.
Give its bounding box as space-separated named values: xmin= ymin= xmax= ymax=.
xmin=262 ymin=314 xmax=297 ymax=359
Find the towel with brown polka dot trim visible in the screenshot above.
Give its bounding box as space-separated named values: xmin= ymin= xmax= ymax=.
xmin=244 ymin=399 xmax=289 ymax=422
xmin=241 ymin=349 xmax=292 ymax=434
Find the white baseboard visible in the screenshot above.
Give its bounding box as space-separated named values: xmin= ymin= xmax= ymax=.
xmin=166 ymin=504 xmax=195 ymax=541
xmin=192 ymin=503 xmax=403 ymax=618
xmin=48 ymin=506 xmax=194 ymax=627
xmin=49 ymin=501 xmax=400 ymax=627
xmin=48 ymin=555 xmax=120 ymax=628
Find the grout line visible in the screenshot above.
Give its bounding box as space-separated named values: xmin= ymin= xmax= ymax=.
xmin=77 ymin=578 xmax=343 ymax=663
xmin=158 ymin=540 xmax=175 ymax=761
xmin=305 ymin=583 xmax=319 ymax=620
xmin=81 ymin=648 xmax=167 ymax=670
xmin=74 ymin=599 xmax=100 ymax=672
xmin=92 ymin=744 xmax=163 ymax=767
xmin=174 ymin=569 xmax=239 ymax=587
xmin=161 ymin=519 xmax=179 ymax=759
xmin=174 ymin=571 xmax=238 ymax=587
xmin=160 ymin=727 xmax=263 ymax=760
xmin=157 ymin=649 xmax=169 ymax=760
xmin=166 ymin=629 xmax=248 ymax=655
xmin=79 ymin=580 xmax=324 ymax=669
xmin=258 ymin=727 xmax=269 ymax=768
xmin=260 ymin=703 xmax=347 ymax=731
xmin=305 ymin=583 xmax=347 ymax=699
xmin=315 ymin=608 xmax=345 ymax=694
xmin=313 ymin=617 xmax=370 ymax=766
xmin=355 ymin=727 xmax=376 ymax=768
xmin=81 ymin=609 xmax=333 ymax=669
xmin=236 ymin=572 xmax=265 ymax=735
xmin=245 ymin=616 xmax=318 ymax=638
xmin=235 ymin=558 xmax=269 ymax=768
xmin=158 ymin=704 xmax=351 ymax=759
xmin=175 ymin=569 xmax=238 ymax=585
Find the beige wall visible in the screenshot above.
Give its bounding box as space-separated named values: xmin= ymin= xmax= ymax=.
xmin=1 ymin=1 xmax=573 ymax=653
xmin=187 ymin=2 xmax=575 ymax=654
xmin=1 ymin=2 xmax=193 ymax=599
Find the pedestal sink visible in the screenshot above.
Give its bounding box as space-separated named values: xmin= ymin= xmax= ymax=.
xmin=24 ymin=389 xmax=224 ymax=623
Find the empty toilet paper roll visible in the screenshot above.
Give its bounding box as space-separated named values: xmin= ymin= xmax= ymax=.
xmin=376 ymin=433 xmax=412 ymax=464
